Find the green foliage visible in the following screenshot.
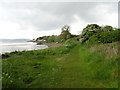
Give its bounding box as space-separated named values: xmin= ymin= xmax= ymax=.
xmin=36 ymin=25 xmax=73 ymax=43
xmin=82 ymin=24 xmax=101 ymax=35
xmin=88 ymin=29 xmax=120 ymax=44
xmin=79 ymin=44 xmax=118 ymax=87
xmin=101 ymin=25 xmax=113 ymax=32
xmin=47 ymin=35 xmax=56 ymax=43
xmin=64 ymin=38 xmax=78 ymax=48
xmin=80 ymin=24 xmax=101 ymax=43
xmin=54 ymin=36 xmax=61 ymax=42
xmin=80 ymin=24 xmax=120 ymax=44
xmin=60 ymin=25 xmax=72 ymax=42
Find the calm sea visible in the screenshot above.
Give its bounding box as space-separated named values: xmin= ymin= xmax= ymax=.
xmin=0 ymin=39 xmax=48 ymax=53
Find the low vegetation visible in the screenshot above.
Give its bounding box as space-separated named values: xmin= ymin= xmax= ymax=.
xmin=2 ymin=24 xmax=120 ymax=88
xmin=36 ymin=25 xmax=79 ymax=44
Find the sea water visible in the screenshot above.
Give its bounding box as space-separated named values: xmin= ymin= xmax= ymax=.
xmin=0 ymin=39 xmax=48 ymax=53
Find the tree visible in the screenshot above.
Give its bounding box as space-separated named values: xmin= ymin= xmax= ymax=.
xmin=60 ymin=25 xmax=72 ymax=42
xmin=82 ymin=24 xmax=101 ymax=34
xmin=101 ymin=25 xmax=113 ymax=32
xmin=80 ymin=24 xmax=101 ymax=43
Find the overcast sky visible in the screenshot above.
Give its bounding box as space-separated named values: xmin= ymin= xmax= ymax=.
xmin=0 ymin=0 xmax=118 ymax=39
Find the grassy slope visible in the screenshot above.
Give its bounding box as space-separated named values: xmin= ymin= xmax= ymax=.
xmin=2 ymin=43 xmax=118 ymax=88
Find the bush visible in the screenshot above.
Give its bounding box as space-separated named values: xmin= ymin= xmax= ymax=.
xmin=88 ymin=29 xmax=120 ymax=44
xmin=64 ymin=38 xmax=78 ymax=48
xmin=80 ymin=24 xmax=120 ymax=44
xmin=47 ymin=35 xmax=56 ymax=43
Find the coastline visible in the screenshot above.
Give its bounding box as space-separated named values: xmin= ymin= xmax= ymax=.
xmin=0 ymin=42 xmax=48 ymax=54
xmin=1 ymin=42 xmax=62 ymax=56
xmin=1 ymin=42 xmax=63 ymax=59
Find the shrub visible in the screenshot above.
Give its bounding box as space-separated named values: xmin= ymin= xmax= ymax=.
xmin=64 ymin=38 xmax=78 ymax=48
xmin=88 ymin=29 xmax=120 ymax=44
xmin=80 ymin=24 xmax=120 ymax=44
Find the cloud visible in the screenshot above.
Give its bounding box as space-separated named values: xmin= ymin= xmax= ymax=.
xmin=0 ymin=1 xmax=118 ymax=39
xmin=87 ymin=3 xmax=118 ymax=27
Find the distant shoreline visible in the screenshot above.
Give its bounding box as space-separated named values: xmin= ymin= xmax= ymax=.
xmin=0 ymin=39 xmax=63 ymax=54
xmin=1 ymin=42 xmax=48 ymax=54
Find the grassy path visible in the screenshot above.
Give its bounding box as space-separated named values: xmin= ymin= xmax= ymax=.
xmin=58 ymin=45 xmax=93 ymax=88
xmin=29 ymin=45 xmax=94 ymax=88
xmin=57 ymin=45 xmax=118 ymax=88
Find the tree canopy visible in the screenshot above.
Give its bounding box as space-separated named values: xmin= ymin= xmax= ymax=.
xmin=80 ymin=24 xmax=120 ymax=44
xmin=60 ymin=25 xmax=72 ymax=42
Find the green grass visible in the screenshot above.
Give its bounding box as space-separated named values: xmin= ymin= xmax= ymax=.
xmin=2 ymin=42 xmax=118 ymax=88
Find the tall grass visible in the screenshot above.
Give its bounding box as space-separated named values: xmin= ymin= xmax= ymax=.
xmin=2 ymin=41 xmax=118 ymax=88
xmin=79 ymin=43 xmax=118 ymax=87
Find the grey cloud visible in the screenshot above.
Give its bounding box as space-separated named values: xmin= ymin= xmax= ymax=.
xmin=0 ymin=1 xmax=118 ymax=30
